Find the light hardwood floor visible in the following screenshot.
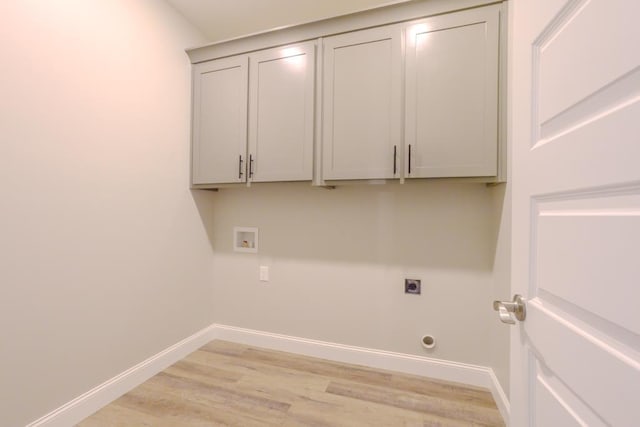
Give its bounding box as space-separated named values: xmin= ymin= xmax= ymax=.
xmin=78 ymin=341 xmax=504 ymax=426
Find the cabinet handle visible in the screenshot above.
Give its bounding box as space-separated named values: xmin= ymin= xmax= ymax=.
xmin=393 ymin=145 xmax=397 ymax=175
xmin=408 ymin=144 xmax=412 ymax=175
xmin=238 ymin=155 xmax=244 ymax=179
xmin=249 ymin=154 xmax=254 ymax=178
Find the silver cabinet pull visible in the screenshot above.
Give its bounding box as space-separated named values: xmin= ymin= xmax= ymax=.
xmin=393 ymin=145 xmax=397 ymax=175
xmin=238 ymin=155 xmax=244 ymax=179
xmin=493 ymin=295 xmax=526 ymax=324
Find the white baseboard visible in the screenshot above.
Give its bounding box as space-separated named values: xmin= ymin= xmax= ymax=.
xmin=213 ymin=324 xmax=491 ymax=387
xmin=26 ymin=324 xmax=217 ymax=427
xmin=27 ymin=323 xmax=510 ymax=426
xmin=488 ymin=368 xmax=511 ymax=425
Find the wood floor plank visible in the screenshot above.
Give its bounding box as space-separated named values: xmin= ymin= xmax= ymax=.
xmin=79 ymin=340 xmax=504 ymax=426
xmin=163 ymin=358 xmax=243 ymax=385
xmin=388 ymin=374 xmax=498 ymax=409
xmin=150 ymin=371 xmax=291 ymax=416
xmin=326 ymin=380 xmax=504 ymax=426
xmin=232 ymin=367 xmax=332 ymax=405
xmin=240 ymin=347 xmax=393 ymax=383
xmin=77 ymin=402 xmax=167 ymax=427
xmin=200 ymin=339 xmax=249 ymax=357
xmin=186 ymin=349 xmax=332 ymax=388
xmin=111 ymin=382 xmax=231 ymax=425
xmin=116 ymin=378 xmax=282 ymax=426
xmin=283 ymin=388 xmax=466 ymax=427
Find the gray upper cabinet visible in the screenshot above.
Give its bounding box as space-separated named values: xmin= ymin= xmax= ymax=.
xmin=192 ymin=55 xmax=248 ymax=185
xmin=248 ymin=42 xmax=315 ymax=183
xmin=192 ymin=42 xmax=315 ymax=186
xmin=188 ymin=2 xmax=505 ymax=187
xmin=404 ymin=6 xmax=500 ymax=178
xmin=322 ymin=25 xmax=403 ymax=181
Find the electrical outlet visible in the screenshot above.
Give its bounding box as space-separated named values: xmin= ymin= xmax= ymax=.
xmin=405 ymin=279 xmax=421 ymax=294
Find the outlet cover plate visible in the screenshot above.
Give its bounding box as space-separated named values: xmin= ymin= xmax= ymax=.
xmin=259 ymin=266 xmax=269 ymax=282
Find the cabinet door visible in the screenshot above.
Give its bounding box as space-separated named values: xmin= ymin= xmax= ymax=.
xmin=248 ymin=42 xmax=315 ymax=182
xmin=323 ymin=25 xmax=402 ymax=180
xmin=405 ymin=6 xmax=499 ymax=178
xmin=192 ymin=55 xmax=248 ymax=185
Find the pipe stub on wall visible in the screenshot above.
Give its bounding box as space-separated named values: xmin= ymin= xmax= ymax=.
xmin=421 ymin=335 xmax=436 ymax=349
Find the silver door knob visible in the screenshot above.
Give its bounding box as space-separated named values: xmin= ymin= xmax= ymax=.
xmin=493 ymin=294 xmax=526 ymax=324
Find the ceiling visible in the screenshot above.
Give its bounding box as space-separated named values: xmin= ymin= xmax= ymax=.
xmin=164 ymin=0 xmax=397 ymax=42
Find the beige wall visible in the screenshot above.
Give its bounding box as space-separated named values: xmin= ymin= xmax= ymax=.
xmin=0 ymin=1 xmax=211 ymax=425
xmin=207 ymin=182 xmax=501 ymax=366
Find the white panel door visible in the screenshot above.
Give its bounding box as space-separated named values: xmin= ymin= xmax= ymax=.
xmin=510 ymin=0 xmax=640 ymax=425
xmin=322 ymin=25 xmax=402 ymax=180
xmin=405 ymin=6 xmax=499 ymax=178
xmin=192 ymin=55 xmax=248 ymax=185
xmin=248 ymin=42 xmax=315 ymax=182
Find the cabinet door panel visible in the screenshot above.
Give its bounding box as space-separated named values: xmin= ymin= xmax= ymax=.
xmin=192 ymin=56 xmax=248 ymax=185
xmin=323 ymin=26 xmax=402 ymax=180
xmin=248 ymin=42 xmax=315 ymax=182
xmin=405 ymin=7 xmax=499 ymax=178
